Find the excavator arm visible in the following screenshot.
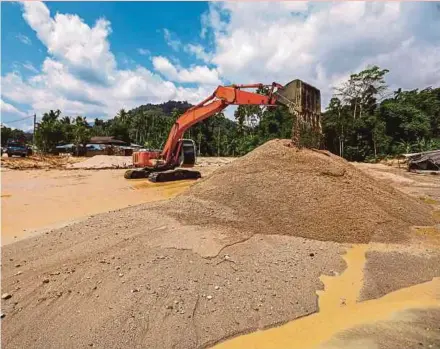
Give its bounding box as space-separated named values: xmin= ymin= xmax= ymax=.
xmin=162 ymin=83 xmax=283 ymax=165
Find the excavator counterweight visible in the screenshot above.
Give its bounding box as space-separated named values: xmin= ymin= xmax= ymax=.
xmin=124 ymin=79 xmax=321 ymax=182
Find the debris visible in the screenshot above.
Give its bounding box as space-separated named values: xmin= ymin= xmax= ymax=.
xmin=403 ymin=149 xmax=440 ymax=171
xmin=1 ymin=293 xmax=12 ymax=300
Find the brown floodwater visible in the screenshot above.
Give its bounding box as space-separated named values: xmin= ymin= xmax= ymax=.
xmin=1 ymin=169 xmax=195 ymax=245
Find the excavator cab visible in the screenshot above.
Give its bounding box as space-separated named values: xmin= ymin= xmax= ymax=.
xmin=178 ymin=139 xmax=197 ymax=168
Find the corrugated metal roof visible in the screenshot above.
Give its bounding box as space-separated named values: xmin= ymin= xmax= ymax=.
xmin=89 ymin=137 xmax=127 ymax=145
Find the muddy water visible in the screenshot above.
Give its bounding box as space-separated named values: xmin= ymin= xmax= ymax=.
xmin=212 ymin=244 xmax=440 ymax=349
xmin=1 ymin=169 xmax=195 ymax=245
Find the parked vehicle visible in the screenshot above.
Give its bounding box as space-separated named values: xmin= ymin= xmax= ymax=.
xmin=5 ymin=142 xmax=29 ymax=157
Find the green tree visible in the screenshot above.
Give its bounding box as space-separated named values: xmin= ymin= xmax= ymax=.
xmin=34 ymin=110 xmax=65 ymax=153
xmin=72 ymin=116 xmax=91 ymax=155
xmin=1 ymin=126 xmax=26 ymax=146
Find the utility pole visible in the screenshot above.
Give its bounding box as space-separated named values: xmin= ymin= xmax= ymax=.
xmin=33 ymin=114 xmax=36 ymax=144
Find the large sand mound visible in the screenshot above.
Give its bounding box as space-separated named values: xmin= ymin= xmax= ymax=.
xmin=163 ymin=139 xmax=433 ymax=244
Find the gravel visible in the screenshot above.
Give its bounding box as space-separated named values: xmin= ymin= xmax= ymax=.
xmin=360 ymin=250 xmax=440 ymax=301
xmin=1 ymin=210 xmax=345 ymax=349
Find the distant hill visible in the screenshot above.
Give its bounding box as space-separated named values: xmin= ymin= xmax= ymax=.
xmin=129 ymin=101 xmax=193 ymax=117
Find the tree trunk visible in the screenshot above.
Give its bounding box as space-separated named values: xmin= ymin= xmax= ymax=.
xmin=373 ymin=138 xmax=377 ymax=158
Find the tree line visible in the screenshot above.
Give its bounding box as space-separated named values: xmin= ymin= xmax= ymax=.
xmin=3 ymin=65 xmax=439 ymax=161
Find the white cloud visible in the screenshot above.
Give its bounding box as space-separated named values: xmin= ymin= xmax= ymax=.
xmin=152 ymin=56 xmax=221 ymax=85
xmin=22 ymin=61 xmax=39 ymax=73
xmin=1 ymin=99 xmax=27 ymax=118
xmin=22 ymin=1 xmax=116 ymax=85
xmin=202 ymin=2 xmax=440 ymax=105
xmin=1 ymin=62 xmax=210 ymax=123
xmin=163 ymin=28 xmax=181 ymax=51
xmin=184 ymin=44 xmax=212 ymax=63
xmin=16 ymin=33 xmax=31 ymax=45
xmin=137 ymin=48 xmax=150 ymax=56
xmin=1 ymin=2 xmax=219 ymax=130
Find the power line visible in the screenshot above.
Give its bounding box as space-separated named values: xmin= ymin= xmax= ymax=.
xmin=2 ymin=114 xmax=35 ymax=125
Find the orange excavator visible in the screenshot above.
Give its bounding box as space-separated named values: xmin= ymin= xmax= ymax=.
xmin=124 ymin=79 xmax=321 ymax=182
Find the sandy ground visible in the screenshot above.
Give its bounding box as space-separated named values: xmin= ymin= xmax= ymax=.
xmin=353 ymin=162 xmax=440 ymax=201
xmin=1 ymin=156 xmax=439 ymax=349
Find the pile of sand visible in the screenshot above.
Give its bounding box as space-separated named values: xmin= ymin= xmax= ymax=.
xmin=68 ymin=155 xmax=133 ymax=169
xmin=163 ymin=139 xmax=434 ymax=244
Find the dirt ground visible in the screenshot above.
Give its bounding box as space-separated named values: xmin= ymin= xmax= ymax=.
xmin=353 ymin=162 xmax=440 ymax=202
xmin=1 ymin=153 xmax=439 ymax=349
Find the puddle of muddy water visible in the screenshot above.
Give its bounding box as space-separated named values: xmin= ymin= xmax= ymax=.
xmin=413 ymin=226 xmax=440 ymax=246
xmin=212 ymin=245 xmax=440 ymax=349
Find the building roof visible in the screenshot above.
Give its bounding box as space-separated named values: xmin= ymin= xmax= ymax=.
xmin=89 ymin=136 xmax=127 ymax=145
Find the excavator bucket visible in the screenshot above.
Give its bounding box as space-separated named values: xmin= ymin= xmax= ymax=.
xmin=276 ymin=79 xmax=321 ymax=114
xmin=276 ymin=79 xmax=322 ymax=147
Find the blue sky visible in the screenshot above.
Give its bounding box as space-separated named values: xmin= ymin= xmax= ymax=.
xmin=1 ymin=1 xmax=439 ymax=131
xmin=2 ymin=2 xmax=211 ymax=77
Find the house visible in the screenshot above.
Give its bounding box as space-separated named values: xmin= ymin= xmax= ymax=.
xmin=89 ymin=136 xmax=129 ymax=146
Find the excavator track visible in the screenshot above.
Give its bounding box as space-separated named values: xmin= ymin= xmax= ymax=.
xmin=124 ymin=169 xmax=150 ymax=179
xmin=148 ymin=169 xmax=201 ymax=183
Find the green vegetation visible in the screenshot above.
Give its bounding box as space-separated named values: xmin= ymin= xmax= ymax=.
xmin=323 ymin=66 xmax=440 ymax=161
xmin=0 ymin=126 xmax=27 ymax=147
xmin=15 ymin=65 xmax=440 ymax=160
